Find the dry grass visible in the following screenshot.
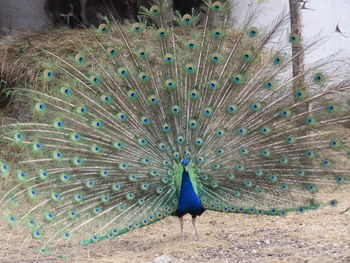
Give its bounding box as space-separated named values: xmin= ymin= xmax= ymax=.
xmin=0 ymin=29 xmax=90 ymax=85
xmin=0 ymin=24 xmax=247 ymax=96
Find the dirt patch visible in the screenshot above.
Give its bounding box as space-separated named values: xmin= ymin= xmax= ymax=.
xmin=1 ymin=193 xmax=350 ymax=263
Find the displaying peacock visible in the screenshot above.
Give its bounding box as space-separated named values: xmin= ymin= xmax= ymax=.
xmin=0 ymin=0 xmax=350 ymax=261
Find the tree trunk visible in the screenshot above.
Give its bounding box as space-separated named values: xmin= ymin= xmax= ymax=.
xmin=289 ymin=0 xmax=313 ymax=180
xmin=289 ymin=0 xmax=305 ymax=93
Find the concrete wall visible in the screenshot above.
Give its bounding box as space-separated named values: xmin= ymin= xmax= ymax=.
xmin=0 ymin=0 xmax=49 ymax=33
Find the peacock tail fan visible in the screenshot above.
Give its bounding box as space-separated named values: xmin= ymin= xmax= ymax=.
xmin=0 ymin=0 xmax=350 ymax=259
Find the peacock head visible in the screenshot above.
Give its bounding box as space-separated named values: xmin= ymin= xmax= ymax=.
xmin=182 ymin=158 xmax=190 ymax=167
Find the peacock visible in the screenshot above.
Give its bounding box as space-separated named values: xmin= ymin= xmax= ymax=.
xmin=0 ymin=0 xmax=350 ymax=261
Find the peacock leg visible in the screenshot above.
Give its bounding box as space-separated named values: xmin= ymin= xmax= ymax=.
xmin=192 ymin=216 xmax=200 ymax=241
xmin=179 ymin=217 xmax=184 ymax=241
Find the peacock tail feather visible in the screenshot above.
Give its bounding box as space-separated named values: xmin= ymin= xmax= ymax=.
xmin=0 ymin=0 xmax=350 ymax=258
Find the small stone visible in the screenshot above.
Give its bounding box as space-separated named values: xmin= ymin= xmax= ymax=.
xmin=153 ymin=255 xmax=172 ymax=263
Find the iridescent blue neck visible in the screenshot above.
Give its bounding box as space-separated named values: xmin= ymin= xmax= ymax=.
xmin=176 ymin=168 xmax=204 ymax=218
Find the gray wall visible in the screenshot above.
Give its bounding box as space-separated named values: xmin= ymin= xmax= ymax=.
xmin=0 ymin=0 xmax=49 ymax=33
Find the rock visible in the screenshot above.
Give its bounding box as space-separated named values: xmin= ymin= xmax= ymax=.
xmin=153 ymin=255 xmax=172 ymax=263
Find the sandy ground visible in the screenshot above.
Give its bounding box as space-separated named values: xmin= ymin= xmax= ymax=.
xmin=1 ymin=198 xmax=350 ymax=263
